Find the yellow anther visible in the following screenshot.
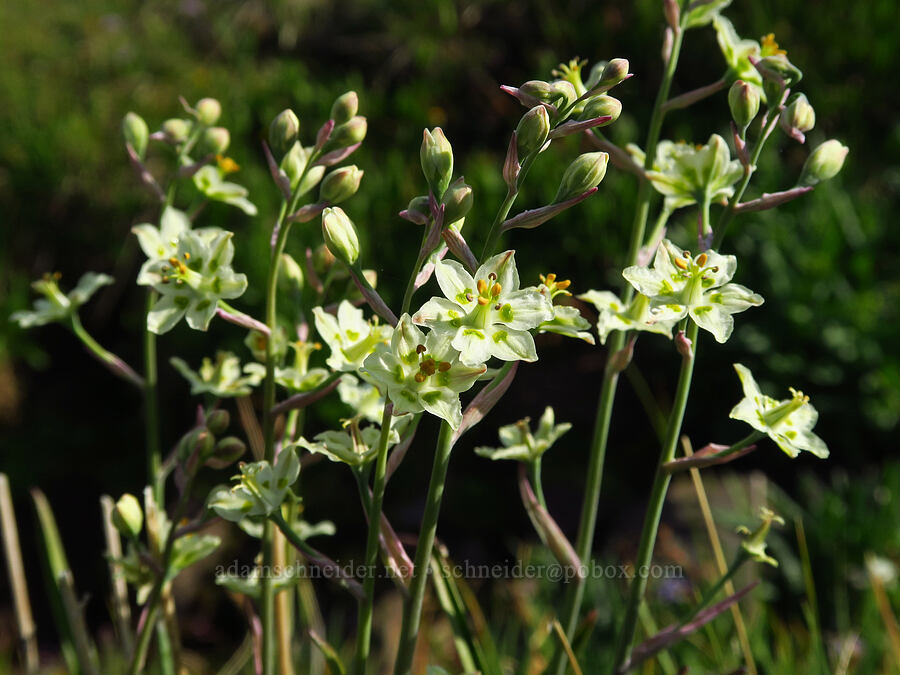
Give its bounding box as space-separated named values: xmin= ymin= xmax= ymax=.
xmin=491 ymin=282 xmax=502 ymax=297
xmin=544 ymin=273 xmax=556 ymax=284
xmin=414 ymin=372 xmax=426 ymax=383
xmin=556 ymin=279 xmax=571 ymax=290
xmin=169 ymin=257 xmax=180 ymax=266
xmin=673 ymin=257 xmax=689 ymax=270
xmin=183 ymin=252 xmax=191 ymax=260
xmin=696 ymin=253 xmax=708 ymax=267
xmin=438 ymin=361 xmax=451 ymax=372
xmin=477 ymin=279 xmax=488 ymax=294
xmin=217 ymin=155 xmax=240 ymax=174
xmin=420 ymin=358 xmax=436 ymax=375
xmin=761 ymin=33 xmax=786 ymax=57
xmin=477 ymin=296 xmax=490 ymax=306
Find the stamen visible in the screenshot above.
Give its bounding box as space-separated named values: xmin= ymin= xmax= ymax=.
xmin=556 ymin=279 xmax=571 ymax=290
xmin=545 ymin=273 xmax=556 ymax=284
xmin=477 ymin=279 xmax=487 ymax=294
xmin=488 ymin=272 xmax=497 ymax=281
xmin=477 ymin=296 xmax=490 ymax=306
xmin=494 ymin=303 xmax=501 ymax=310
xmin=438 ymin=362 xmax=451 ymax=372
xmin=491 ymin=282 xmax=502 ymax=297
xmin=674 ymin=257 xmax=688 ymax=270
xmin=711 ymin=266 xmax=719 ymax=273
xmin=465 ymin=293 xmax=473 ymax=302
xmin=183 ymin=252 xmax=191 ymax=260
xmin=414 ymin=372 xmax=425 ymax=383
xmin=683 ymin=250 xmax=691 ymax=258
xmin=696 ymin=253 xmax=708 ymax=267
xmin=416 ymin=344 xmax=427 ymax=354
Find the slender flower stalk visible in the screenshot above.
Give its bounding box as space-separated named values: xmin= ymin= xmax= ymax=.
xmin=554 ymin=14 xmax=688 ymax=673
xmin=394 ymin=421 xmax=455 ymax=674
xmin=353 ymin=402 xmax=394 ymax=674
xmin=611 ymin=320 xmax=699 ymax=671
xmin=481 ymin=152 xmax=540 ymax=260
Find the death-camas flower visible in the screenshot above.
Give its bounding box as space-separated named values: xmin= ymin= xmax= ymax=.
xmin=313 ymin=300 xmax=392 ymax=372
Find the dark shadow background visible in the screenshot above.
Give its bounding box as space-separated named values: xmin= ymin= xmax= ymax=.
xmin=1 ymin=0 xmax=899 ymax=665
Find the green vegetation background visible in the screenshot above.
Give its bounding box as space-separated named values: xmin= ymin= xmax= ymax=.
xmin=1 ymin=0 xmax=899 ymax=667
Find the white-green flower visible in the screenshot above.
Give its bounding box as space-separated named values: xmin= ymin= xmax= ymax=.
xmin=362 ymin=314 xmax=485 ymax=428
xmin=313 ymin=301 xmax=392 ymax=372
xmin=209 ymin=449 xmax=300 ymax=522
xmin=192 ymin=165 xmax=257 ymax=216
xmin=578 ymin=290 xmax=678 ymax=344
xmin=295 ymin=422 xmax=400 ymax=467
xmin=622 ymin=239 xmax=763 ymax=343
xmin=640 ymin=135 xmax=743 ymax=210
xmin=273 ymin=341 xmax=330 ymax=393
xmin=537 ymin=305 xmax=595 ymax=344
xmin=729 ymin=364 xmax=829 ymax=458
xmin=12 ymin=272 xmax=112 ymax=328
xmin=683 ymin=0 xmax=732 ymax=29
xmin=132 ymin=206 xmax=191 ymax=264
xmin=475 ymin=407 xmax=571 ymax=462
xmin=138 ymin=228 xmax=248 ymax=334
xmin=412 ymin=250 xmax=553 ymax=367
xmin=714 ymin=16 xmax=763 ymax=92
xmin=171 ymin=352 xmax=265 ymax=398
xmin=736 ymin=507 xmax=784 ymax=567
xmin=338 ymin=374 xmax=386 ymax=424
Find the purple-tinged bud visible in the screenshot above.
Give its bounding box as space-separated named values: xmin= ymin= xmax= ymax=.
xmin=442 ymin=180 xmax=474 ymax=224
xmin=322 ymin=206 xmax=360 ymax=266
xmin=675 ymin=330 xmax=693 ymax=360
xmin=329 ymin=116 xmax=368 ymax=148
xmin=728 ymin=80 xmax=760 ymax=133
xmin=580 ymin=95 xmax=622 ymax=124
xmin=205 ymin=437 xmax=246 ymax=469
xmin=320 ymin=165 xmax=364 ymax=204
xmin=663 ymin=0 xmax=680 ymax=30
xmin=555 ymin=152 xmax=609 ymax=203
xmin=420 ymin=127 xmax=454 ymax=198
xmin=195 ymin=97 xmax=222 ymax=125
xmin=516 ymin=106 xmax=551 ymax=158
xmin=122 ymin=112 xmax=148 ymax=160
xmin=599 ymin=58 xmax=630 ymax=87
xmin=779 ymin=93 xmax=815 ymax=143
xmin=519 ymin=80 xmax=556 ymax=103
xmin=401 ymin=195 xmax=430 ymax=225
xmin=162 ymin=118 xmax=191 ymax=144
xmin=205 ymin=409 xmax=230 ymax=436
xmin=607 ymin=336 xmax=635 ymax=374
xmin=269 ymin=109 xmax=300 ymax=158
xmin=799 ymin=140 xmax=848 ymax=187
xmin=330 ymin=91 xmax=359 ymax=126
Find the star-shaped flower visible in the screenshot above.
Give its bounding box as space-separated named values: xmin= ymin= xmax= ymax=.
xmin=273 ymin=341 xmax=330 ymax=393
xmin=729 ymin=364 xmax=829 ymax=458
xmin=578 ymin=290 xmax=678 ymax=344
xmin=132 ymin=207 xmax=191 ymax=264
xmin=192 ymin=165 xmax=257 ymax=216
xmin=170 ymin=351 xmax=265 ymax=398
xmin=12 ymin=272 xmax=113 ymax=328
xmin=475 ymin=407 xmax=571 ymax=462
xmin=736 ymin=507 xmax=784 ymax=567
xmin=313 ymin=301 xmax=392 ymax=372
xmin=412 ymin=250 xmax=553 ymax=367
xmin=362 ymin=314 xmax=485 ymax=428
xmin=295 ymin=421 xmax=400 ymax=467
xmin=622 ymin=239 xmax=763 ymax=344
xmin=138 ymin=228 xmax=248 ymax=334
xmin=209 ymin=449 xmax=300 ymax=522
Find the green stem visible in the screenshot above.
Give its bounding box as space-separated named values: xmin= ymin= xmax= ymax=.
xmin=353 ymin=402 xmax=394 ymax=675
xmin=68 ymin=314 xmax=144 ymax=389
xmin=401 ymin=229 xmax=430 ymax=316
xmin=142 ymin=291 xmax=163 ymax=508
xmin=611 ymin=320 xmax=699 ymax=672
xmin=480 ymin=153 xmax=539 ymax=261
xmin=553 ymin=20 xmax=687 ymax=675
xmin=393 ymin=421 xmax=455 ymax=675
xmin=529 ymin=458 xmax=547 ymax=510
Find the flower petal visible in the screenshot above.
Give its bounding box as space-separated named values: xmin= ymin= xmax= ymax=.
xmin=186 ymin=298 xmax=218 ymax=330
xmin=148 ymin=294 xmax=187 ymax=334
xmin=690 ymin=303 xmax=735 ymax=343
xmin=476 ymin=250 xmax=519 ymax=292
xmin=451 ymin=326 xmax=494 ymax=367
xmin=488 ymin=327 xmax=539 ymax=363
xmin=434 ymin=259 xmax=477 ymax=309
xmin=495 ymin=289 xmax=553 ymax=330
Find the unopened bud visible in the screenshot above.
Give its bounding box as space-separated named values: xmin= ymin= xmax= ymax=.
xmin=112 ymin=493 xmax=143 ymax=538
xmin=205 ymin=409 xmax=230 ymax=436
xmin=320 ymin=165 xmax=364 ymax=204
xmin=519 ymin=80 xmax=556 ymax=103
xmin=798 ymin=139 xmax=848 ymax=187
xmin=607 ymin=336 xmax=635 ymax=374
xmin=200 ymin=127 xmax=231 ymax=155
xmin=269 ymin=109 xmax=300 ymax=157
xmin=549 ymin=80 xmax=577 ymax=109
xmin=279 ymin=252 xmax=305 ymax=292
xmin=329 ymin=116 xmax=367 ymax=148
xmin=663 ymin=0 xmax=680 ymax=29
xmin=555 ymin=152 xmax=609 ymax=202
xmin=754 ymin=55 xmax=802 ymax=103
xmin=162 ymin=118 xmax=191 ymax=144
xmin=580 ymin=95 xmax=622 ymax=124
xmin=322 ymin=206 xmax=360 ymax=266
xmin=205 ymin=437 xmax=247 ymax=469
xmin=122 ymin=112 xmax=149 ymax=160
xmin=675 ymin=330 xmax=694 ymax=359
xmin=420 ymin=127 xmax=454 ymax=198
xmin=599 ymin=58 xmax=629 ymax=88
xmin=516 ymin=106 xmax=551 ymax=158
xmin=442 ymin=180 xmax=474 ymax=224
xmin=330 ymin=91 xmax=359 ymax=126
xmin=280 ymin=142 xmax=308 ymax=188
xmin=728 ymin=81 xmax=760 ymax=133
xmin=402 ymin=195 xmax=431 ymax=225
xmin=779 ymin=93 xmax=815 ymax=142
xmin=195 ymin=97 xmax=222 ymax=125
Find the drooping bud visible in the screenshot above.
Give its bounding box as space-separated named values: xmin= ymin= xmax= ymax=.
xmin=320 ymin=165 xmax=364 ymax=204
xmin=401 ymin=195 xmax=430 ymax=225
xmin=420 ymin=127 xmax=454 ymax=198
xmin=205 ymin=409 xmax=230 ymax=436
xmin=554 ymin=152 xmax=609 ymax=203
xmin=798 ymin=140 xmax=848 ymax=187
xmin=442 ymin=180 xmax=474 ymax=224
xmin=549 ymin=80 xmax=577 ymax=110
xmin=598 ymin=58 xmax=629 ymax=88
xmin=205 ymin=437 xmax=247 ymax=469
xmin=179 ymin=427 xmax=215 ymax=462
xmin=199 ymin=127 xmax=231 ymax=155
xmin=122 ymin=112 xmax=149 ymax=160
xmin=269 ymin=109 xmax=300 ymax=158
xmin=519 ymin=80 xmax=556 ymax=103
xmin=195 ymin=97 xmax=222 ymax=125
xmin=112 ymin=493 xmax=143 ymax=538
xmin=754 ymin=55 xmax=802 ymax=104
xmin=322 ymin=206 xmax=360 ymax=266
xmin=330 ymin=91 xmax=359 ymax=126
xmin=675 ymin=329 xmax=694 ymax=360
xmin=329 ymin=116 xmax=367 ymax=148
xmin=728 ymin=80 xmax=760 ymax=133
xmin=580 ymin=95 xmax=622 ymax=124
xmin=779 ymin=93 xmax=815 ymax=143
xmin=162 ymin=118 xmax=191 ymax=144
xmin=516 ymin=106 xmax=551 ymax=158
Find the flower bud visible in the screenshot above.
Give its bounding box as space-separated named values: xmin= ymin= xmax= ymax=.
xmin=330 ymin=91 xmax=359 ymax=126
xmin=322 ymin=206 xmax=360 ymax=266
xmin=728 ymin=80 xmax=760 ymax=132
xmin=442 ymin=180 xmax=474 ymax=224
xmin=555 ymin=152 xmax=609 ymax=202
xmin=580 ymin=95 xmax=622 ymax=124
xmin=205 ymin=409 xmax=230 ymax=436
xmin=779 ymin=93 xmax=815 ymax=141
xmin=798 ymin=140 xmax=848 ymax=187
xmin=519 ymin=80 xmax=556 ymax=103
xmin=599 ymin=58 xmax=629 ymax=88
xmin=200 ymin=126 xmax=231 ymax=155
xmin=205 ymin=436 xmax=247 ymax=469
xmin=269 ymin=109 xmax=300 ymax=157
xmin=122 ymin=112 xmax=148 ymax=159
xmin=279 ymin=252 xmax=305 ymax=292
xmin=112 ymin=493 xmax=143 ymax=538
xmin=402 ymin=195 xmax=431 ymax=225
xmin=329 ymin=116 xmax=367 ymax=148
xmin=280 ymin=142 xmax=308 ymax=188
xmin=181 ymin=427 xmax=215 ymax=462
xmin=195 ymin=97 xmax=222 ymax=125
xmin=755 ymin=55 xmax=802 ymax=104
xmin=420 ymin=127 xmax=454 ymax=198
xmin=549 ymin=80 xmax=577 ymax=109
xmin=516 ymin=106 xmax=551 ymax=158
xmin=320 ymin=165 xmax=363 ymax=204
xmin=162 ymin=118 xmax=191 ymax=144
